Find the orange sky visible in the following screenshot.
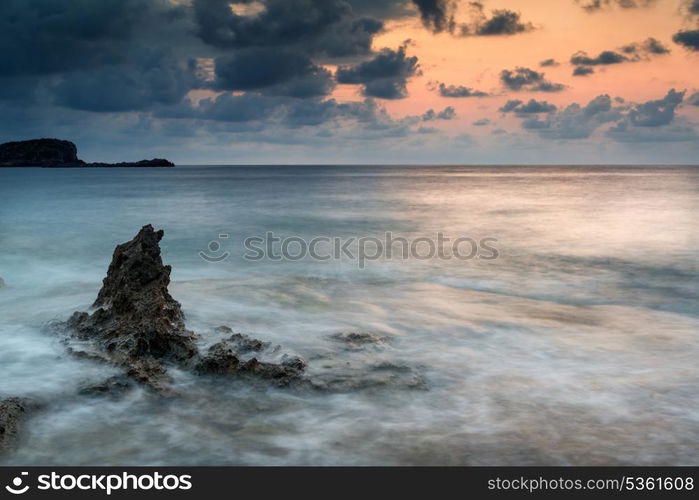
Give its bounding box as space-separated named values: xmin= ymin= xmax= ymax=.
xmin=333 ymin=0 xmax=698 ymax=136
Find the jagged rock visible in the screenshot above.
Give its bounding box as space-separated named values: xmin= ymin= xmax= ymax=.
xmin=228 ymin=333 xmax=271 ymax=354
xmin=64 ymin=225 xmax=197 ymax=390
xmin=67 ymin=225 xmax=197 ymax=363
xmin=62 ymin=225 xmax=305 ymax=392
xmin=0 ymin=398 xmax=39 ymax=454
xmin=195 ymin=342 xmax=306 ymax=387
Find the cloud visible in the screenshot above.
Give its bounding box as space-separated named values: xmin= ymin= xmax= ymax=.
xmin=688 ymin=92 xmax=699 ymax=106
xmin=539 ymin=58 xmax=559 ymax=67
xmin=192 ymin=0 xmax=385 ymax=57
xmin=499 ymin=99 xmax=557 ymax=114
xmin=0 ymin=0 xmax=188 ymax=77
xmin=576 ymin=0 xmax=657 ymax=12
xmin=437 ymin=83 xmax=490 ymax=97
xmin=673 ymin=30 xmax=699 ymax=51
xmin=625 ymin=88 xmax=685 ymax=127
xmin=52 ymin=50 xmax=202 ymax=112
xmin=499 ymin=67 xmax=566 ymax=92
xmin=515 ymin=94 xmax=621 ymax=139
xmin=573 ymin=66 xmax=595 ymax=76
xmin=422 ymin=106 xmax=456 ymax=120
xmin=473 ymin=118 xmax=491 ymax=126
xmin=412 ymin=0 xmax=457 ymax=33
xmin=570 ymin=50 xmax=628 ymax=66
xmin=212 ymin=48 xmax=335 ymax=97
xmin=570 ymin=38 xmax=670 ymax=74
xmin=336 ymin=44 xmax=420 ymax=99
xmin=508 ymin=89 xmax=695 ymax=142
xmin=461 ymin=2 xmax=535 ymax=36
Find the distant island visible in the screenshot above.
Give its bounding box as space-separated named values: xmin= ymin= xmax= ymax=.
xmin=0 ymin=139 xmax=174 ymax=167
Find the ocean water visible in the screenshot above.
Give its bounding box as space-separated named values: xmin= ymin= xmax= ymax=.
xmin=1 ymin=165 xmax=698 ymax=465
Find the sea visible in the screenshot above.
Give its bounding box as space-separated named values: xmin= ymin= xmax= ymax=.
xmin=0 ymin=165 xmax=698 ymax=465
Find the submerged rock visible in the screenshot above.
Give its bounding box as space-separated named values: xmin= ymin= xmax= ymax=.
xmin=328 ymin=331 xmax=387 ymax=350
xmin=310 ymin=361 xmax=427 ymax=392
xmin=78 ymin=376 xmax=134 ymax=398
xmin=0 ymin=398 xmax=39 ymax=454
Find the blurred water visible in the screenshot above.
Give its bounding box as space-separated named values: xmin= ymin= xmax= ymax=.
xmin=0 ymin=165 xmax=698 ymax=465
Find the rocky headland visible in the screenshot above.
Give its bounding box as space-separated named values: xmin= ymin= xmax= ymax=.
xmin=0 ymin=139 xmax=174 ymax=167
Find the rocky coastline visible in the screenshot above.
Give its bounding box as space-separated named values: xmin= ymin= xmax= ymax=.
xmin=0 ymin=139 xmax=174 ymax=168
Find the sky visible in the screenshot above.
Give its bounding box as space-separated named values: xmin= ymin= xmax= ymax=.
xmin=1 ymin=0 xmax=698 ymax=164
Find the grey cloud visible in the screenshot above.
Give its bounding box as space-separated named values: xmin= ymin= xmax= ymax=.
xmin=570 ymin=50 xmax=627 ymax=66
xmin=412 ymin=0 xmax=456 ymax=33
xmin=513 ymin=94 xmax=621 ymax=139
xmin=422 ymin=107 xmax=456 ymax=120
xmin=499 ymin=99 xmax=557 ymax=114
xmin=192 ymin=0 xmax=383 ymax=57
xmin=673 ymin=30 xmax=699 ymax=51
xmin=461 ymin=2 xmax=534 ymax=36
xmin=438 ymin=83 xmax=490 ymax=98
xmin=626 ymin=89 xmax=684 ymax=127
xmin=472 ymin=118 xmax=491 ymax=126
xmin=212 ymin=49 xmax=334 ymax=97
xmin=540 ymin=59 xmax=559 ymax=67
xmin=573 ymin=66 xmax=594 ymax=76
xmin=53 ymin=51 xmax=201 ymax=112
xmin=336 ymin=45 xmax=420 ymax=99
xmin=576 ymin=0 xmax=657 ymax=12
xmin=510 ymin=90 xmax=695 ymax=142
xmin=499 ymin=67 xmax=566 ymax=92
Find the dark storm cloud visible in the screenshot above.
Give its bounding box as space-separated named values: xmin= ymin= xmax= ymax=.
xmin=212 ymin=49 xmax=335 ymax=97
xmin=52 ymin=51 xmax=202 ymax=112
xmin=576 ymin=0 xmax=657 ymax=12
xmin=673 ymin=30 xmax=699 ymax=51
xmin=192 ymin=0 xmax=383 ymax=57
xmin=461 ymin=2 xmax=534 ymax=36
xmin=573 ymin=66 xmax=594 ymax=76
xmin=0 ymin=0 xmax=187 ymax=77
xmin=412 ymin=0 xmax=457 ymax=33
xmin=540 ymin=59 xmax=559 ymax=67
xmin=499 ymin=67 xmax=566 ymax=93
xmin=437 ymin=83 xmax=490 ymax=98
xmin=499 ymin=99 xmax=557 ymax=114
xmin=421 ymin=106 xmax=456 ymax=120
xmin=336 ymin=45 xmax=420 ymax=99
